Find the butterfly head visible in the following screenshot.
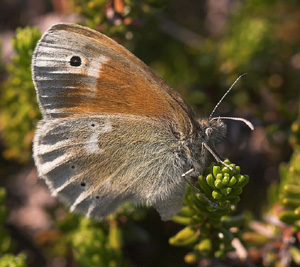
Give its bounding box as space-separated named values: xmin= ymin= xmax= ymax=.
xmin=199 ymin=117 xmax=227 ymax=146
xmin=200 ymin=73 xmax=254 ymax=146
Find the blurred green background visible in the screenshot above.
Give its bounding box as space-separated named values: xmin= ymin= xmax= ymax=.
xmin=0 ymin=0 xmax=299 ymax=266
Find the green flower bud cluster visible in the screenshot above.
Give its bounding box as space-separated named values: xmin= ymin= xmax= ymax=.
xmin=69 ymin=217 xmax=127 ymax=267
xmin=169 ymin=160 xmax=249 ymax=263
xmin=34 ymin=210 xmax=130 ymax=267
xmin=41 ymin=203 xmax=146 ymax=266
xmin=279 ymin=148 xmax=300 ymax=227
xmin=257 ymin=115 xmax=300 ymax=266
xmin=50 ymin=212 xmax=130 ymax=267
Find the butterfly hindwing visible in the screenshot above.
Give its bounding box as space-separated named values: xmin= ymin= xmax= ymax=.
xmin=33 ymin=114 xmax=188 ymax=220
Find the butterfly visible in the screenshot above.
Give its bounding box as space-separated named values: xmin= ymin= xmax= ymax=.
xmin=32 ymin=23 xmax=253 ymax=221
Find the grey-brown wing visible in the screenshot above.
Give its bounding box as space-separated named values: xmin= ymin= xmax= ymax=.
xmin=33 ymin=114 xmax=188 ymax=220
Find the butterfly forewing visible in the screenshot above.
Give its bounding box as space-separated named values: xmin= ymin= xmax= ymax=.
xmin=32 ymin=23 xmax=196 ymax=136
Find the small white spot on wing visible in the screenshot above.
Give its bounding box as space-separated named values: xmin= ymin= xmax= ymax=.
xmin=86 ymin=55 xmax=109 ymax=80
xmin=85 ymin=132 xmax=104 ymax=154
xmin=85 ymin=121 xmax=112 ymax=154
xmin=102 ymin=122 xmax=112 ymax=132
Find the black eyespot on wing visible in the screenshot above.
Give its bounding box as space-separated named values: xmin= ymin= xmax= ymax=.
xmin=80 ymin=182 xmax=86 ymax=187
xmin=70 ymin=56 xmax=82 ymax=67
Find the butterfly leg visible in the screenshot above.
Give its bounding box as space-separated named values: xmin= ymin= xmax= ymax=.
xmin=181 ymin=172 xmax=218 ymax=209
xmin=202 ymin=142 xmax=235 ymax=172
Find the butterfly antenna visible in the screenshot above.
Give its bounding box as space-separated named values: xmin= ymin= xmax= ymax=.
xmin=209 ymin=73 xmax=248 ymax=120
xmin=202 ymin=142 xmax=237 ymax=172
xmin=211 ymin=116 xmax=254 ymax=130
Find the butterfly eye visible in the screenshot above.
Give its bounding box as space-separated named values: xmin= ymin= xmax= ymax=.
xmin=80 ymin=182 xmax=86 ymax=187
xmin=205 ymin=127 xmax=213 ymax=137
xmin=70 ymin=56 xmax=82 ymax=67
xmin=170 ymin=126 xmax=181 ymax=140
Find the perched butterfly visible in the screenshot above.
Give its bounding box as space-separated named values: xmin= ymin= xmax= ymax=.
xmin=32 ymin=23 xmax=253 ymax=221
